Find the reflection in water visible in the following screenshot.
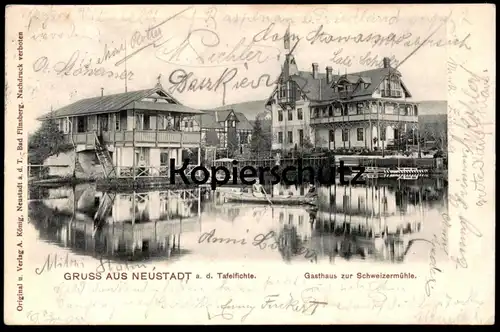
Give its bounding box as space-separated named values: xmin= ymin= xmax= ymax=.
xmin=28 ymin=185 xmax=202 ymax=262
xmin=28 ymin=177 xmax=447 ymax=264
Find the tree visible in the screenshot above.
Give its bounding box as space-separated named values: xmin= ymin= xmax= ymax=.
xmin=250 ymin=118 xmax=271 ymax=159
xmin=28 ymin=118 xmax=73 ymax=165
xmin=418 ymin=114 xmax=448 ymax=151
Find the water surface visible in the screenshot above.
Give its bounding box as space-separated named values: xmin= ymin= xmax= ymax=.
xmin=28 ymin=177 xmax=447 ymax=265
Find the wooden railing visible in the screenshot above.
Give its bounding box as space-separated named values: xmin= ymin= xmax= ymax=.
xmin=116 ymin=164 xmax=198 ymax=178
xmin=381 ymin=90 xmax=403 ymax=98
xmin=64 ymin=130 xmax=201 ymax=146
xmin=310 ymin=113 xmax=418 ymax=125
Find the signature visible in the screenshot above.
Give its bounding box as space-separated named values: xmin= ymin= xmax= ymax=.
xmin=155 ymin=28 xmax=280 ymax=68
xmin=95 ymin=257 xmax=147 ymax=273
xmin=206 ymin=299 xmax=255 ymax=322
xmin=451 ymin=215 xmax=483 ymax=269
xmin=252 ymin=15 xmax=470 ymax=50
xmin=27 ymin=18 xmax=99 ymax=42
xmin=424 ymin=236 xmax=442 ymax=297
xmin=26 ymin=310 xmax=86 ymax=324
xmin=34 ymin=253 xmax=85 ymax=275
xmin=261 ymin=293 xmax=327 ymax=315
xmin=33 ymin=51 xmax=134 ymax=81
xmin=197 ymin=229 xmax=317 ymax=261
xmin=167 ymin=67 xmax=278 ymax=105
xmin=113 ymin=6 xmax=193 ymax=66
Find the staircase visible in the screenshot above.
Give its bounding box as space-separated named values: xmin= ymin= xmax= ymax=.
xmin=93 ymin=193 xmax=116 ymax=237
xmin=94 ymin=132 xmax=116 ymax=178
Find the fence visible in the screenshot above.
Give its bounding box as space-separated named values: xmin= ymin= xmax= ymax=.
xmin=28 ymin=164 xmax=70 ymax=180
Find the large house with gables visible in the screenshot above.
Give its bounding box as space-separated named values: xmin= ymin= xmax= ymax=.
xmin=38 ymin=82 xmax=203 ymax=179
xmin=266 ymin=50 xmax=419 ymax=153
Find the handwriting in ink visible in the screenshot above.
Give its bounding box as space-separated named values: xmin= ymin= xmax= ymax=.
xmin=206 ymin=299 xmax=255 ymax=322
xmin=451 ymin=215 xmax=483 ymax=269
xmin=32 ymin=51 xmax=134 ymax=81
xmin=114 ymin=6 xmax=194 ymax=67
xmin=35 ymin=253 xmax=85 ymax=275
xmin=155 ymin=27 xmax=279 ymax=68
xmin=261 ymin=294 xmax=327 ymax=316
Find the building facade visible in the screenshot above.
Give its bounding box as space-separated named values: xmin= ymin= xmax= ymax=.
xmin=38 ymin=83 xmax=203 ymax=178
xmin=195 ymin=109 xmax=254 ymax=153
xmin=266 ymin=52 xmax=419 ymax=152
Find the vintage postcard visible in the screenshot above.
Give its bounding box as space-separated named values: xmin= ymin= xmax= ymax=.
xmin=4 ymin=4 xmax=495 ymax=325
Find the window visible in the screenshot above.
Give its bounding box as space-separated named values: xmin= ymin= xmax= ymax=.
xmin=341 ymin=107 xmax=348 ymax=116
xmin=357 ymin=128 xmax=364 ymax=141
xmin=328 ymin=106 xmax=333 ymax=117
xmin=364 ymin=83 xmax=369 ymax=89
xmin=278 ymin=132 xmax=283 ymax=143
xmin=160 ymin=152 xmax=169 ymax=165
xmin=299 ymin=215 xmax=304 ymax=225
xmin=87 ymin=116 xmax=96 ymax=131
xmin=343 ymin=195 xmax=350 ymax=211
xmin=380 ymin=127 xmax=386 ymax=140
xmin=288 ymin=131 xmax=293 ymax=144
xmin=190 ymin=122 xmax=193 ymax=128
xmin=297 ymin=108 xmax=303 ymax=120
xmin=288 ymin=111 xmax=293 ymax=121
xmin=299 ymin=129 xmax=304 ymax=145
xmin=288 ymin=214 xmax=293 ymax=224
xmin=63 ymin=118 xmax=70 ymax=133
xmin=357 ymin=104 xmax=364 ymax=115
xmin=278 ymin=110 xmax=283 ymax=122
xmin=185 ymin=122 xmax=188 ymax=128
xmin=77 ymin=116 xmax=86 ymax=133
xmin=135 ymin=114 xmax=143 ymax=130
xmin=279 ymin=212 xmax=284 ymax=223
xmin=115 ymin=114 xmax=120 ymax=131
xmin=313 ymin=108 xmax=319 ymax=118
xmin=394 ymin=128 xmax=399 ymax=140
xmin=158 ymin=115 xmax=166 ymax=130
xmin=342 ymin=129 xmax=349 ymax=142
xmin=278 ymin=83 xmax=287 ymax=99
xmin=329 ymin=129 xmax=335 ymax=142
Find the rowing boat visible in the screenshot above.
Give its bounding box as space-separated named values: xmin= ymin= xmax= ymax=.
xmin=224 ymin=192 xmax=317 ymax=205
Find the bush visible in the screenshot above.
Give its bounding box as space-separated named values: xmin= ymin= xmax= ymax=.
xmin=28 ymin=118 xmax=73 ymax=165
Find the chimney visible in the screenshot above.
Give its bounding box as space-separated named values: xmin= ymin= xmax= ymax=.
xmin=101 ymin=88 xmax=104 ymax=97
xmin=383 ymin=57 xmax=391 ymax=68
xmin=326 ymin=66 xmax=333 ymax=84
xmin=312 ymin=63 xmax=319 ymax=79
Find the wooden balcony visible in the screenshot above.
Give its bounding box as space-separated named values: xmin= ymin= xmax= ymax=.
xmin=381 ymin=90 xmax=403 ymax=98
xmin=310 ymin=113 xmax=418 ymax=125
xmin=64 ymin=130 xmax=201 ymax=148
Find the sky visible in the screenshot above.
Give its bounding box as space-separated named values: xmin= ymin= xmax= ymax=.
xmin=6 ymin=5 xmax=479 ymax=133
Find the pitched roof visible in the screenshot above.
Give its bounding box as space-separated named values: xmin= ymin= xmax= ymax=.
xmin=211 ymin=110 xmax=232 ymax=122
xmin=210 ymin=100 xmax=267 ymax=120
xmin=196 ymin=108 xmax=254 ymax=131
xmin=196 ymin=113 xmax=222 ymax=129
xmin=267 ymin=66 xmax=411 ymax=105
xmin=131 ymin=101 xmax=204 ymax=114
xmin=333 ymin=67 xmax=406 ymax=99
xmin=36 ymin=86 xmax=196 ymax=120
xmin=234 ymin=112 xmax=254 ymax=130
xmin=289 ymin=71 xmax=339 ymax=101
